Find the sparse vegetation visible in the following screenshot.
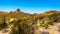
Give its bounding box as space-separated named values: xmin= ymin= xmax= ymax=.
xmin=0 ymin=9 xmax=60 ymax=34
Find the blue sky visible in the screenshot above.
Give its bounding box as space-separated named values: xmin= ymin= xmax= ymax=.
xmin=0 ymin=0 xmax=60 ymax=14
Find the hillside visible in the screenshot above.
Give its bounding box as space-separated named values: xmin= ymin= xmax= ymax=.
xmin=0 ymin=9 xmax=60 ymax=34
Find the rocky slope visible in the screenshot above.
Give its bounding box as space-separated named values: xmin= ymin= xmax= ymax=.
xmin=0 ymin=10 xmax=60 ymax=34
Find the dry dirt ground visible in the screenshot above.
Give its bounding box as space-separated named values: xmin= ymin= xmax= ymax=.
xmin=0 ymin=23 xmax=60 ymax=34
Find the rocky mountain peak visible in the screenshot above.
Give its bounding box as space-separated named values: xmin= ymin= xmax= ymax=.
xmin=15 ymin=9 xmax=20 ymax=13
xmin=16 ymin=8 xmax=20 ymax=11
